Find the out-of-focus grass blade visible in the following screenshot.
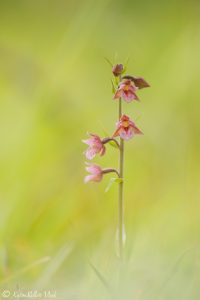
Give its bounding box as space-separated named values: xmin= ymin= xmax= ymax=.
xmin=148 ymin=247 xmax=193 ymax=300
xmin=111 ymin=79 xmax=116 ymax=94
xmin=0 ymin=256 xmax=50 ymax=285
xmin=36 ymin=243 xmax=74 ymax=289
xmin=89 ymin=261 xmax=111 ymax=293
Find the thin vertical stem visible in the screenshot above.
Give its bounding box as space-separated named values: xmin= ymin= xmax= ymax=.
xmin=118 ymin=93 xmax=124 ymax=260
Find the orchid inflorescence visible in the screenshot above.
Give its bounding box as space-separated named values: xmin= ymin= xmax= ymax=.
xmin=82 ymin=62 xmax=149 ymax=259
xmin=82 ymin=63 xmax=150 ymax=184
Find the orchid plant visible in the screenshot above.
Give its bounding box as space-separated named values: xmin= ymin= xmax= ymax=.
xmin=82 ymin=62 xmax=150 ymax=259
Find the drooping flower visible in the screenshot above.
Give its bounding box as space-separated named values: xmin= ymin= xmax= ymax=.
xmin=113 ymin=114 xmax=142 ymax=141
xmin=82 ymin=134 xmax=106 ymax=160
xmin=112 ymin=64 xmax=124 ymax=77
xmin=113 ymin=79 xmax=139 ymax=102
xmin=84 ymin=164 xmax=120 ymax=183
xmin=84 ymin=164 xmax=103 ymax=183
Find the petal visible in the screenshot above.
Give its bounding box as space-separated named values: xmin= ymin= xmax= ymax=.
xmin=84 ymin=175 xmax=96 ymax=183
xmin=99 ymin=145 xmax=106 ymax=156
xmin=132 ymin=77 xmax=150 ymax=89
xmin=85 ymin=164 xmax=102 ymax=174
xmin=122 ymin=75 xmax=150 ymax=89
xmin=84 ymin=173 xmax=103 ymax=183
xmin=82 ymin=139 xmax=92 ymax=145
xmin=129 ymin=85 xmax=138 ymax=93
xmin=113 ymin=89 xmax=122 ymax=99
xmin=132 ymin=125 xmax=143 ymax=135
xmin=85 ymin=148 xmax=97 ymax=160
xmin=112 ymin=127 xmax=121 ymax=138
xmin=121 ymin=91 xmax=139 ymax=102
xmin=120 ymin=128 xmax=134 ymax=140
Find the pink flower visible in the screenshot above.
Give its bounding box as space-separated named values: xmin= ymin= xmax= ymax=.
xmin=84 ymin=164 xmax=103 ymax=183
xmin=82 ymin=134 xmax=106 ymax=160
xmin=113 ymin=114 xmax=142 ymax=141
xmin=113 ymin=79 xmax=139 ymax=102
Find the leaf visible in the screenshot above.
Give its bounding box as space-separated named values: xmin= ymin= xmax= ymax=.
xmin=114 ymin=76 xmax=119 ymax=85
xmin=124 ymin=57 xmax=130 ymax=69
xmin=108 ymin=140 xmax=118 ymax=149
xmin=121 ymin=66 xmax=126 ymax=74
xmin=104 ymin=57 xmax=113 ymax=67
xmin=111 ymin=79 xmax=116 ymax=94
xmin=114 ymin=178 xmax=123 ymax=183
xmin=105 ymin=177 xmax=123 ymax=193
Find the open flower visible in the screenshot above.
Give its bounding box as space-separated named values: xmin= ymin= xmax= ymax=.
xmin=113 ymin=114 xmax=142 ymax=141
xmin=113 ymin=79 xmax=139 ymax=102
xmin=84 ymin=164 xmax=103 ymax=183
xmin=82 ymin=134 xmax=106 ymax=160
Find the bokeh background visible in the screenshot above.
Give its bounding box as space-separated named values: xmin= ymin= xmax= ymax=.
xmin=0 ymin=0 xmax=200 ymax=299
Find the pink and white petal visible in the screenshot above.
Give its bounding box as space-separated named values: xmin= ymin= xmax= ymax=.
xmin=132 ymin=92 xmax=140 ymax=101
xmin=85 ymin=148 xmax=97 ymax=160
xmin=84 ymin=174 xmax=96 ymax=183
xmin=120 ymin=128 xmax=134 ymax=140
xmin=82 ymin=139 xmax=92 ymax=145
xmin=85 ymin=164 xmax=101 ymax=174
xmin=121 ymin=91 xmax=134 ymax=103
xmin=126 ymin=91 xmax=139 ymax=101
xmin=128 ymin=85 xmax=137 ymax=93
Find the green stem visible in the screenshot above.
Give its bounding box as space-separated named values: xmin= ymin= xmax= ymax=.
xmin=118 ymin=95 xmax=124 ymax=260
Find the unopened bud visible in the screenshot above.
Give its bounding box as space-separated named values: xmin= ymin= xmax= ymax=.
xmin=112 ymin=64 xmax=124 ymax=77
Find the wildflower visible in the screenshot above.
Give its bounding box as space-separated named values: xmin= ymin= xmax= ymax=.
xmin=112 ymin=64 xmax=124 ymax=77
xmin=113 ymin=114 xmax=142 ymax=141
xmin=82 ymin=134 xmax=106 ymax=160
xmin=113 ymin=79 xmax=139 ymax=102
xmin=84 ymin=164 xmax=120 ymax=183
xmin=84 ymin=164 xmax=103 ymax=183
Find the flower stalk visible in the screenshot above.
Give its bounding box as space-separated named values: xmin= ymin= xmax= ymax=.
xmin=82 ymin=61 xmax=150 ymax=260
xmin=118 ymin=95 xmax=124 ymax=259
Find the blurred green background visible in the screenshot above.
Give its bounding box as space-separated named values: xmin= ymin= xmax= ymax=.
xmin=0 ymin=0 xmax=200 ymax=299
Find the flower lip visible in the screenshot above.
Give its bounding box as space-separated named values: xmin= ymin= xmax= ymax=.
xmin=112 ymin=114 xmax=142 ymax=141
